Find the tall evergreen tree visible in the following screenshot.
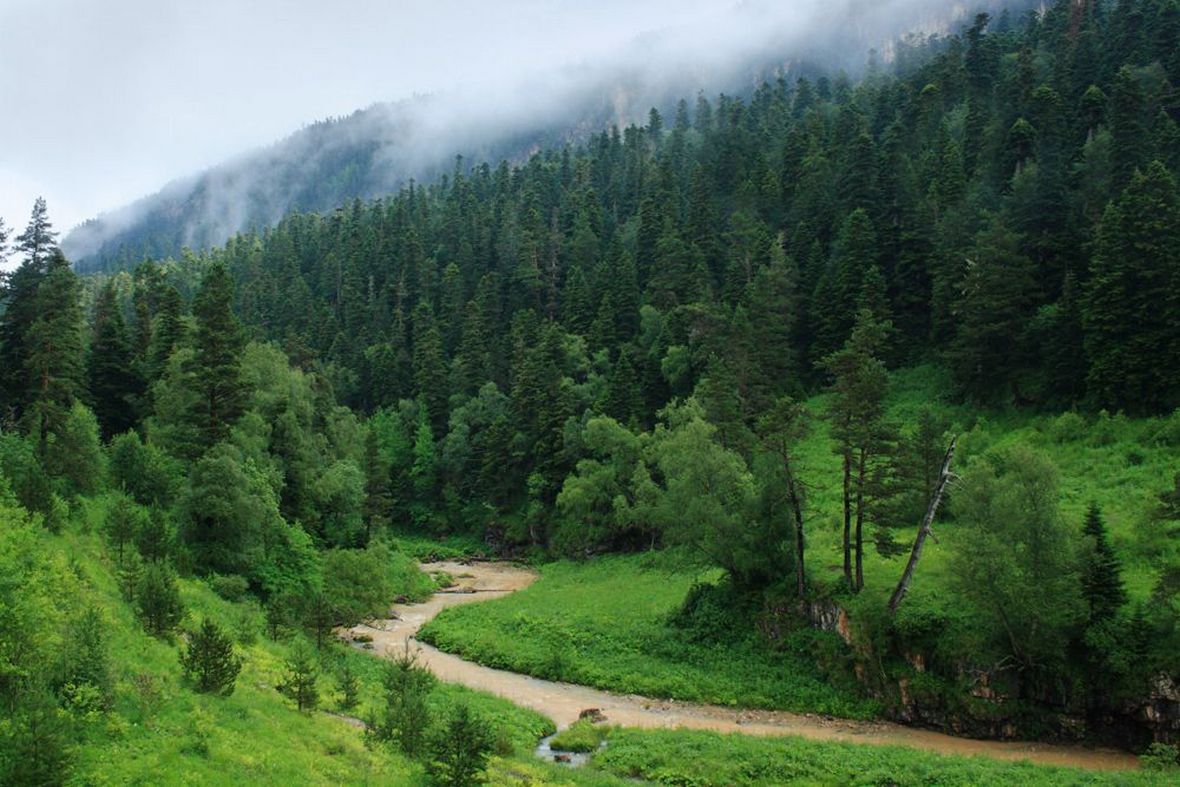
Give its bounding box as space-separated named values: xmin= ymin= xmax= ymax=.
xmin=822 ymin=309 xmax=892 ymax=591
xmin=24 ymin=250 xmax=84 ymax=456
xmin=88 ymin=281 xmax=143 ymax=439
xmin=1084 ymin=162 xmax=1180 ymax=413
xmin=186 ymin=262 xmax=247 ymax=452
xmin=1081 ymin=503 xmax=1126 ymax=623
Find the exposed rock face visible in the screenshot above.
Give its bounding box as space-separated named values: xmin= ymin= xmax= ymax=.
xmin=796 ymin=599 xmax=1180 ymax=748
xmin=1132 ymin=674 xmax=1180 ymax=744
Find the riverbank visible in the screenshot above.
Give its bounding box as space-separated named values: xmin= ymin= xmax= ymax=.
xmin=344 ymin=560 xmax=1142 ymax=774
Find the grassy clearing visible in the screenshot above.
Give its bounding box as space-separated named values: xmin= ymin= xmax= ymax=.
xmin=586 ymin=728 xmax=1170 ymax=786
xmin=795 ymin=365 xmax=1179 ymax=609
xmin=419 ymin=553 xmax=878 ymax=718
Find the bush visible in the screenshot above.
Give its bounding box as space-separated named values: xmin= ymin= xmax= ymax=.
xmin=208 ymin=573 xmax=249 ymax=602
xmin=1152 ymin=410 xmax=1180 ymax=447
xmin=1049 ymin=411 xmax=1087 ymax=443
xmin=1141 ymin=742 xmax=1179 ymax=771
xmin=426 ymin=703 xmax=493 ymax=787
xmin=180 ymin=618 xmax=243 ymax=696
xmin=56 ymin=607 xmax=112 ymax=709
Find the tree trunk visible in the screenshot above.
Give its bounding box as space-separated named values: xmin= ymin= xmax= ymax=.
xmin=888 ymin=437 xmax=957 ymax=614
xmin=786 ymin=471 xmax=806 ymax=598
xmin=842 ymin=450 xmax=852 ymax=588
xmin=854 ymin=448 xmax=867 ymax=592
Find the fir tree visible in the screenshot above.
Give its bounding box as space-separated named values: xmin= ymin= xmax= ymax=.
xmin=1081 ymin=503 xmax=1126 ymax=623
xmin=88 ymin=281 xmax=143 ymax=439
xmin=186 ymin=262 xmax=246 ymax=453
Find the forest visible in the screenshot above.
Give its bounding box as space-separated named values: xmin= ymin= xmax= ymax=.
xmin=1 ymin=0 xmax=1179 ymax=784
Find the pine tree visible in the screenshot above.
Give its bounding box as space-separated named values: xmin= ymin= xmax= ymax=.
xmin=146 ymin=284 xmax=185 ymax=384
xmin=23 ymin=250 xmax=84 ymax=456
xmin=186 ymin=262 xmax=246 ymax=453
xmin=88 ymin=281 xmax=143 ymax=439
xmin=1081 ymin=503 xmax=1126 ymax=623
xmin=426 ymin=703 xmax=493 ymax=787
xmin=411 ymin=301 xmax=448 ymax=436
xmin=949 ymin=216 xmax=1039 ymax=403
xmin=180 ymin=618 xmax=243 ymax=696
xmin=13 ymin=197 xmax=58 ymax=269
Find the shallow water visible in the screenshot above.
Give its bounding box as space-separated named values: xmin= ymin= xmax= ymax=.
xmin=340 ymin=561 xmax=1139 ymax=772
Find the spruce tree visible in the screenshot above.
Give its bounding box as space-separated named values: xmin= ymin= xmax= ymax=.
xmin=1081 ymin=503 xmax=1126 ymax=623
xmin=23 ymin=250 xmax=84 ymax=456
xmin=88 ymin=281 xmax=143 ymax=439
xmin=186 ymin=262 xmax=246 ymax=452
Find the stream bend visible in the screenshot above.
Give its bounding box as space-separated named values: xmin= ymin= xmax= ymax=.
xmin=341 ymin=560 xmax=1138 ymax=772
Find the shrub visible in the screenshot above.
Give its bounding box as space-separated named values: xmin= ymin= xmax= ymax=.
xmin=548 ymin=719 xmax=607 ymax=753
xmin=1141 ymin=742 xmax=1179 ymax=771
xmin=1049 ymin=411 xmax=1087 ymax=443
xmin=208 ymin=573 xmax=249 ymax=602
xmin=1152 ymin=410 xmax=1180 ymax=447
xmin=180 ymin=618 xmax=243 ymax=696
xmin=56 ymin=607 xmax=112 ymax=709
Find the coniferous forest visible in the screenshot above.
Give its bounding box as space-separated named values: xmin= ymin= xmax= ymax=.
xmin=2 ymin=1 xmax=1180 ymax=784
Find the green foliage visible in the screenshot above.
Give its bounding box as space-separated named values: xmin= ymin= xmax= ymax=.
xmin=367 ymin=648 xmax=436 ymax=758
xmin=549 ymin=719 xmax=607 ymax=753
xmin=278 ymin=638 xmax=319 ymax=712
xmin=590 ymin=727 xmax=1166 ymax=786
xmin=107 ymin=430 xmax=181 ymax=507
xmin=135 ymin=560 xmax=185 ymax=638
xmin=1140 ymin=742 xmax=1179 ymax=771
xmin=950 ymin=446 xmax=1083 ymax=676
xmin=425 ymin=702 xmax=493 ymax=787
xmin=180 ymin=618 xmax=243 ymax=696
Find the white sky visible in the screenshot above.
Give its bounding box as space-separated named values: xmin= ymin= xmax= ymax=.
xmin=0 ymin=0 xmax=726 ymax=257
xmin=0 ymin=0 xmax=981 ymax=268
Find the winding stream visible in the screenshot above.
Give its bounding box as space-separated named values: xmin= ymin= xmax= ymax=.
xmin=342 ymin=561 xmax=1138 ymax=772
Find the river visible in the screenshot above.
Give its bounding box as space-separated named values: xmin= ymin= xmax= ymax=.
xmin=341 ymin=560 xmax=1138 ymax=772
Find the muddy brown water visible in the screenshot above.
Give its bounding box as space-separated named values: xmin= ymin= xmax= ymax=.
xmin=341 ymin=561 xmax=1138 ymax=771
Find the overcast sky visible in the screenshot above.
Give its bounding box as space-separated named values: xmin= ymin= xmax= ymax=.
xmin=0 ymin=0 xmax=735 ymax=251
xmin=0 ymin=0 xmax=983 ymax=270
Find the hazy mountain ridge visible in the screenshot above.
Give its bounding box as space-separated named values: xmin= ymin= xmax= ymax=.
xmin=64 ymin=0 xmax=1022 ymax=272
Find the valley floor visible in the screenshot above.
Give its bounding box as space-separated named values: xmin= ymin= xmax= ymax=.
xmin=372 ymin=560 xmax=1164 ymax=782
